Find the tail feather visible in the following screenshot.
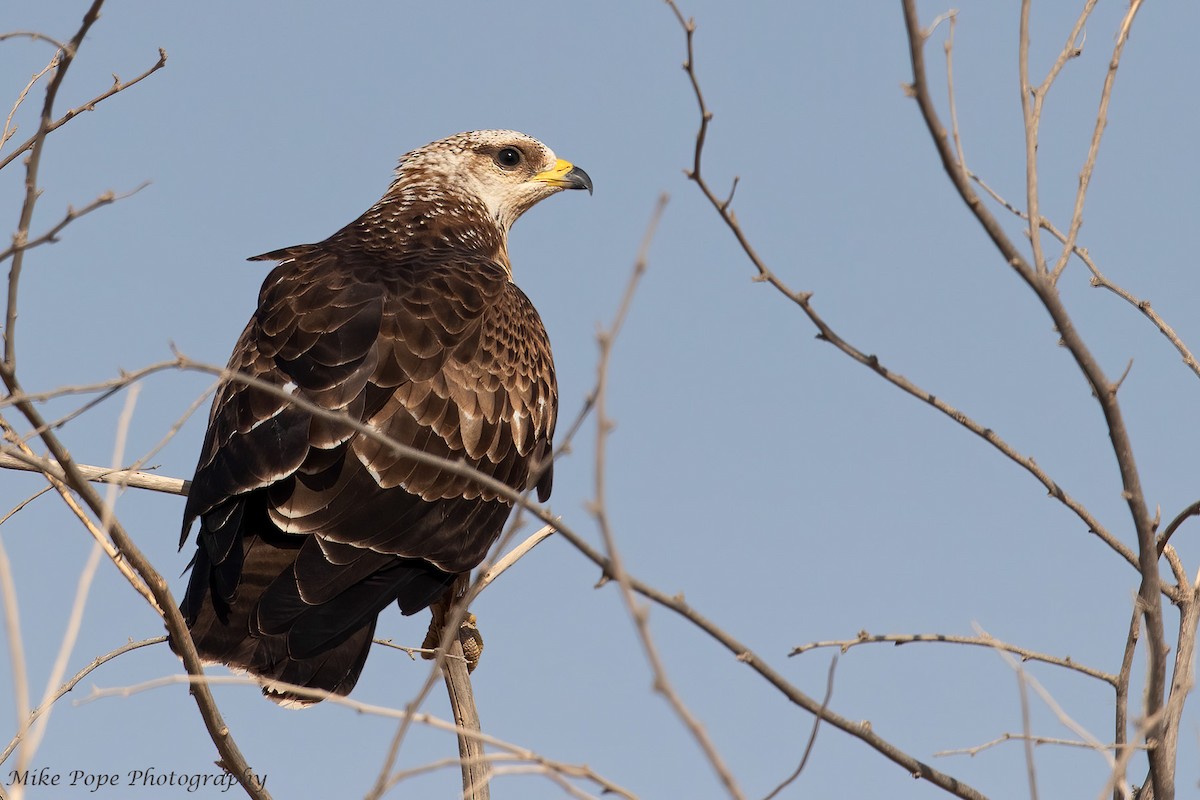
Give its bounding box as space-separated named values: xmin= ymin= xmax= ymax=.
xmin=175 ymin=496 xmax=453 ymax=705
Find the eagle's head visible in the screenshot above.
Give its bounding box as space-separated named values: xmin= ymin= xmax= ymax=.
xmin=388 ymin=130 xmax=592 ymax=233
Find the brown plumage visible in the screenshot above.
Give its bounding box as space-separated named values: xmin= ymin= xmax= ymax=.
xmin=175 ymin=130 xmax=591 ymax=705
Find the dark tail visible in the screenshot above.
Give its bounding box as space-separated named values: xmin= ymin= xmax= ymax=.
xmin=175 ymin=496 xmax=454 ymax=706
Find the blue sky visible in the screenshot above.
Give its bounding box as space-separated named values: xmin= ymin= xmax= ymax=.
xmin=2 ymin=2 xmax=1199 ymax=798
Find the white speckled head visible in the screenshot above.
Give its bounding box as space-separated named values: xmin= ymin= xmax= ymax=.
xmin=391 ymin=130 xmax=591 ymax=231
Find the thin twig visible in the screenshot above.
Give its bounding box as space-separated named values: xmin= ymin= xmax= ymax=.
xmin=0 ymin=535 xmax=29 ymax=777
xmin=1016 ymin=649 xmax=1040 ymax=800
xmin=942 ymin=10 xmax=965 ymax=170
xmin=590 ymin=195 xmax=746 ymax=799
xmin=0 ymin=483 xmax=53 ymax=527
xmin=0 ymin=414 xmax=161 ymax=612
xmin=1112 ymin=603 xmax=1140 ymax=800
xmin=1020 ymin=0 xmax=1098 ymax=278
xmin=17 ymin=387 xmax=142 ymax=771
xmin=80 ymin=672 xmax=637 ymax=800
xmin=5 ymin=0 xmax=110 ymax=368
xmin=0 ymin=184 xmax=150 ymax=264
xmin=2 ymin=56 xmax=56 ymax=151
xmin=1018 ymin=0 xmax=1047 ymax=274
xmin=1050 ymin=1 xmax=1144 ymax=282
xmin=790 ymin=631 xmax=1116 ymax=687
xmin=1156 ymin=501 xmax=1200 ymax=556
xmin=977 ymin=623 xmax=1115 ymax=771
xmin=0 ymin=637 xmax=166 ymax=766
xmin=15 ymin=541 xmax=102 ymax=769
xmin=762 ymin=656 xmax=836 ymax=800
xmin=969 ymin=171 xmax=1200 ymax=382
xmin=0 ymin=32 xmax=67 ymax=49
xmin=0 ymin=48 xmax=168 ymax=173
xmin=936 ymin=734 xmax=1143 ymax=759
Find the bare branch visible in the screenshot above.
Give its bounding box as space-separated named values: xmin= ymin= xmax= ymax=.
xmin=14 ymin=387 xmax=144 ymax=775
xmin=0 ymin=450 xmax=188 ymax=496
xmin=474 ymin=523 xmax=556 ymax=594
xmin=1050 ymin=1 xmax=1145 ymax=282
xmin=441 ymin=631 xmax=490 ymax=799
xmin=790 ymin=631 xmax=1116 ymax=687
xmin=1018 ymin=0 xmax=1049 ymax=274
xmin=0 ymin=534 xmax=30 ymax=775
xmin=0 ymin=184 xmax=150 ymax=264
xmin=1155 ymin=584 xmax=1200 ymax=799
xmin=936 ymin=734 xmax=1143 ymax=759
xmin=1158 ymin=501 xmax=1200 ymax=556
xmin=590 ymin=194 xmax=748 ymax=798
xmin=2 ymin=55 xmax=56 ymax=151
xmin=0 ymin=365 xmax=269 ymax=798
xmin=970 ymin=171 xmax=1200 ymax=382
xmin=0 ymin=47 xmax=168 ymax=173
xmin=82 ymin=671 xmax=637 ymax=800
xmin=557 ymin=509 xmax=990 ymax=799
xmin=661 ymin=0 xmax=1156 ymax=595
xmin=1113 ymin=603 xmax=1140 ymax=800
xmin=0 ymin=412 xmax=161 ymax=611
xmin=0 ymin=637 xmax=166 ymax=767
xmin=7 ymin=0 xmax=102 ymax=367
xmin=900 ymin=8 xmax=1168 ymax=794
xmin=762 ymin=656 xmax=836 ymax=800
xmin=0 ymin=32 xmax=67 ymax=49
xmin=942 ymin=10 xmax=965 ymax=170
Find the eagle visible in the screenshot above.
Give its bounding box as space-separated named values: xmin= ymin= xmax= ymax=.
xmin=175 ymin=130 xmax=592 ymax=705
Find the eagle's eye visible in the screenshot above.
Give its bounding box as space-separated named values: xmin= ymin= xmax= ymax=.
xmin=495 ymin=147 xmax=523 ymax=169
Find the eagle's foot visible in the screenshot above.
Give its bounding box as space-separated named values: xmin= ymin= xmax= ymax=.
xmin=422 ymin=611 xmax=484 ymax=673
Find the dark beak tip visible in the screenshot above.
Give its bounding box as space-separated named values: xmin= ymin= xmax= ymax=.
xmin=566 ymin=166 xmax=593 ymax=195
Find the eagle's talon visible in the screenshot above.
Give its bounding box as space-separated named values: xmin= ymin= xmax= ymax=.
xmin=421 ymin=611 xmax=483 ymax=672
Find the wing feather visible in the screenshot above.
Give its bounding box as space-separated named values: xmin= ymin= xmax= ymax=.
xmin=181 ymin=246 xmax=558 ymax=699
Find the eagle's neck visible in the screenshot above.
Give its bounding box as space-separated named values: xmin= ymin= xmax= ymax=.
xmin=336 ymin=182 xmax=512 ymax=273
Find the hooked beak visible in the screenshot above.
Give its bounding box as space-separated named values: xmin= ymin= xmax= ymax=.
xmin=532 ymin=159 xmax=593 ymax=195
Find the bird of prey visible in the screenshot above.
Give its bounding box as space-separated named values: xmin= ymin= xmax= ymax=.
xmin=175 ymin=130 xmax=592 ymax=705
